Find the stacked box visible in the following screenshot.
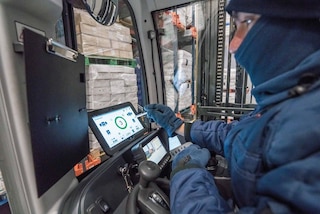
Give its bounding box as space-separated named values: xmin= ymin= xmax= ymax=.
xmin=74 ymin=8 xmax=133 ymax=59
xmin=161 ymin=12 xmax=177 ymax=47
xmin=162 ymin=50 xmax=176 ymax=111
xmin=246 ymin=82 xmax=256 ymax=104
xmin=223 ymin=68 xmax=256 ymax=104
xmin=223 ymin=68 xmax=236 ymax=103
xmin=176 ymin=5 xmax=193 ymax=30
xmin=0 ymin=170 xmax=6 ymax=199
xmin=86 ymin=64 xmax=138 ymax=109
xmin=88 ymin=128 xmax=101 ymax=151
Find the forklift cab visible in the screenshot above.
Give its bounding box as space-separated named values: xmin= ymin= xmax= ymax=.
xmin=0 ymin=0 xmax=256 ymax=213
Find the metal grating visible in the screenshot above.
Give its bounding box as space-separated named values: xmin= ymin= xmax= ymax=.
xmin=215 ymin=0 xmax=227 ymax=103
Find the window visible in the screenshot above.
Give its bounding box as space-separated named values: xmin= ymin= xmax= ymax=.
xmin=69 ymin=0 xmax=147 ymax=175
xmin=153 ymin=0 xmax=255 ymax=121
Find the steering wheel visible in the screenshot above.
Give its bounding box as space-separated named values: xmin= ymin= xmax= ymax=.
xmin=126 ymin=161 xmax=170 ymax=214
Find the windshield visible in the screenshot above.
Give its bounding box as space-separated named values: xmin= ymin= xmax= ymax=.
xmin=153 ymin=0 xmax=256 ymax=121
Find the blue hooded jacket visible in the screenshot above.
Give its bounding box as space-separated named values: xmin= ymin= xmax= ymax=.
xmin=170 ymin=17 xmax=320 ymax=213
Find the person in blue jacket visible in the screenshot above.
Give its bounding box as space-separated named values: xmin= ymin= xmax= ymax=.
xmin=144 ymin=0 xmax=320 ymax=213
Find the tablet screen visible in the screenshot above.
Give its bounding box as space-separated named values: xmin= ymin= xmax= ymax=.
xmin=89 ymin=102 xmax=147 ymax=155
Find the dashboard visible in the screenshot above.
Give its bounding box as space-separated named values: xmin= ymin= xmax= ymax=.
xmin=62 ymin=103 xmax=190 ymax=213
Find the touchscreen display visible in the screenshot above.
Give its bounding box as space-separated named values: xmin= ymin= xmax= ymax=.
xmin=143 ymin=136 xmax=167 ymax=164
xmin=169 ymin=136 xmax=182 ymax=151
xmin=91 ymin=105 xmax=145 ymax=149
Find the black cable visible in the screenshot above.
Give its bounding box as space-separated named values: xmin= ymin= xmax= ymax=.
xmin=150 ymin=38 xmax=160 ymax=103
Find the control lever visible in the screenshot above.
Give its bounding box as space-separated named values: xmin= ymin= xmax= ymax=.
xmin=138 ymin=161 xmax=161 ymax=188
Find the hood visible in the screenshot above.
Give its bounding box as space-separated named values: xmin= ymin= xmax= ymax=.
xmin=234 ymin=17 xmax=320 ymax=108
xmin=225 ymin=0 xmax=320 ymax=19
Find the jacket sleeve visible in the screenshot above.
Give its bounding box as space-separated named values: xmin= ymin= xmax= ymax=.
xmin=170 ymin=168 xmax=232 ymax=214
xmin=190 ymin=120 xmax=238 ymax=155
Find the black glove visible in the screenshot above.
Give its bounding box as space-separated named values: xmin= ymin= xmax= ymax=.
xmin=144 ymin=104 xmax=183 ymax=137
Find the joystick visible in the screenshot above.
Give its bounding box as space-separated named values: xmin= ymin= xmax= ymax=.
xmin=138 ymin=161 xmax=161 ymax=188
xmin=126 ymin=160 xmax=170 ymax=214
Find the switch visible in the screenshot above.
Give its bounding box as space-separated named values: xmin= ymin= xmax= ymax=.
xmin=87 ymin=204 xmax=100 ymax=214
xmin=97 ymin=198 xmax=110 ymax=213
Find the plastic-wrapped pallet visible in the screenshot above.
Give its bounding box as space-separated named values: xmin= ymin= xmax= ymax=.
xmin=161 ymin=12 xmax=178 ymax=48
xmin=176 ymin=5 xmax=193 ymax=29
xmin=223 ymin=68 xmax=236 ymax=103
xmin=74 ymin=8 xmax=133 ymax=59
xmin=174 ymin=50 xmax=193 ymax=110
xmin=222 ymin=68 xmax=256 ymax=105
xmin=0 ymin=170 xmax=6 ymax=201
xmin=162 ymin=50 xmax=175 ymax=110
xmin=73 ymin=9 xmax=137 ymax=153
xmin=86 ymin=64 xmax=138 ymax=110
xmin=88 ymin=128 xmax=102 ymax=152
xmin=162 ymin=49 xmax=193 ymax=111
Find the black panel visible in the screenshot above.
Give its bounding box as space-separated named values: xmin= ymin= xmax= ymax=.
xmin=24 ymin=29 xmax=89 ymax=196
xmin=61 ymin=156 xmax=129 ymax=214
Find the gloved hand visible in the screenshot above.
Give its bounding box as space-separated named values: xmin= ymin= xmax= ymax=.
xmin=144 ymin=104 xmax=183 ymax=137
xmin=170 ymin=146 xmax=232 ymax=213
xmin=171 ymin=144 xmax=210 ymax=178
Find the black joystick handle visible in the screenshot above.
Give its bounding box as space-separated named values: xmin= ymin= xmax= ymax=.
xmin=138 ymin=161 xmax=161 ymax=188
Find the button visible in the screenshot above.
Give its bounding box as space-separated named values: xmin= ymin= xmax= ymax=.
xmin=87 ymin=204 xmax=100 ymax=214
xmin=97 ymin=198 xmax=109 ymax=212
